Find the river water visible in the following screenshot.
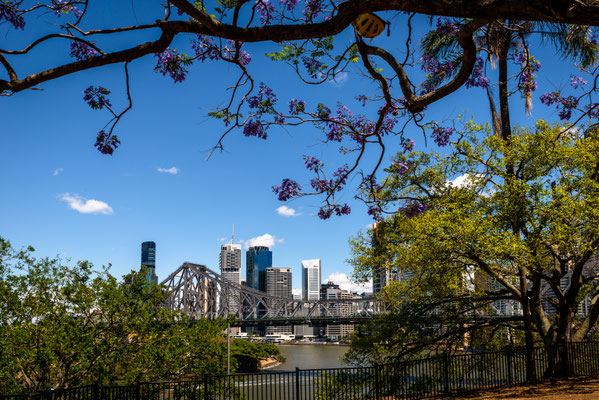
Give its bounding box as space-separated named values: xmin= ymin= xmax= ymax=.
xmin=271 ymin=344 xmax=349 ymax=371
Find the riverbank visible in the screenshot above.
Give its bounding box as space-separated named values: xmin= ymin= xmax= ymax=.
xmin=258 ymin=357 xmax=281 ymax=370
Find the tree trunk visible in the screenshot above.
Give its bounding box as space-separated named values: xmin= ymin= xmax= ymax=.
xmin=497 ymin=27 xmax=536 ymax=382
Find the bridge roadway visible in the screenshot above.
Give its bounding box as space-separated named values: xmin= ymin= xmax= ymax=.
xmin=161 ymin=263 xmax=383 ymax=327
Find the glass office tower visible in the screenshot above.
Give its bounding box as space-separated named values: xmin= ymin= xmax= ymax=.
xmin=141 ymin=241 xmax=158 ymax=285
xmin=246 ymin=246 xmax=272 ymax=292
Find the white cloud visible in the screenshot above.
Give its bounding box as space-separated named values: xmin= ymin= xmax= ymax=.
xmin=157 ymin=166 xmax=179 ymax=175
xmin=218 ymin=237 xmax=228 ymax=242
xmin=330 ymin=72 xmax=349 ymax=87
xmin=276 ymin=205 xmax=300 ymax=217
xmin=292 ymin=288 xmax=302 ymax=297
xmin=447 ymin=173 xmax=482 ymax=189
xmin=60 ymin=193 xmax=113 ymax=215
xmin=244 ymin=233 xmax=282 ymax=249
xmin=323 ymin=272 xmax=372 ymax=294
xmin=52 ymin=168 xmax=63 ymax=176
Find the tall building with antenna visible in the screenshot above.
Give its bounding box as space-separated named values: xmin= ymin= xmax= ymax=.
xmin=219 ymin=226 xmax=242 ymax=285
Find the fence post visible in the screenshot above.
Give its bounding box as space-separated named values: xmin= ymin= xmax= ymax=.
xmin=443 ymin=353 xmax=450 ymax=395
xmin=92 ymin=382 xmax=99 ymax=400
xmin=295 ymin=367 xmax=300 ymax=400
xmin=374 ymin=362 xmax=381 ymax=400
xmin=507 ymin=350 xmax=513 ymax=385
xmin=204 ymin=374 xmax=209 ymax=400
xmin=135 ymin=382 xmax=141 ymax=400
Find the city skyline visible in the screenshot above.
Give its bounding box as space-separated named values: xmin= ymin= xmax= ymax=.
xmin=141 ymin=238 xmax=371 ymax=295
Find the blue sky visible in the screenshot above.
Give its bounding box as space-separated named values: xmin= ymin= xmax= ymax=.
xmin=0 ymin=1 xmax=592 ymax=293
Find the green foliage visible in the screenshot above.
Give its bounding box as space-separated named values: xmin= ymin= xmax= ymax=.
xmin=266 ymin=45 xmax=306 ymax=63
xmin=0 ymin=238 xmax=249 ymax=394
xmin=229 ymin=340 xmax=280 ymax=372
xmin=348 ymin=120 xmax=599 ymax=363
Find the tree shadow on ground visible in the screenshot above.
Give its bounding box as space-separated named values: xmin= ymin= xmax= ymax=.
xmin=453 ymin=377 xmax=599 ymax=399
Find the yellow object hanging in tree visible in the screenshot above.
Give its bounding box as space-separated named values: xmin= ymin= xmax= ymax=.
xmin=354 ymin=13 xmax=386 ymax=38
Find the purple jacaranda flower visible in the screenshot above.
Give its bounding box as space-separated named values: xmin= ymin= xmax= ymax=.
xmin=303 ymin=155 xmax=322 ymax=171
xmin=70 ymin=41 xmax=99 ymax=61
xmin=310 ymin=178 xmax=334 ymax=192
xmin=404 ymin=201 xmax=428 ymax=218
xmin=255 ymin=0 xmax=275 ymax=24
xmin=435 ymin=17 xmax=459 ymax=36
xmin=390 ymin=161 xmax=409 ymax=175
xmin=585 ymin=103 xmax=599 ymax=118
xmin=570 ymin=75 xmax=588 ymax=89
xmin=332 ymin=164 xmax=349 ymax=185
xmin=83 ymin=86 xmax=111 ymax=110
xmin=52 ymin=0 xmax=83 ymax=17
xmin=154 ymin=48 xmax=189 ymax=83
xmin=540 ymin=91 xmax=579 ymax=121
xmin=401 ymin=138 xmax=415 ymax=152
xmin=465 ymin=58 xmax=490 ymax=89
xmin=0 ymin=1 xmax=25 ymax=30
xmin=243 ymin=119 xmax=268 ymax=139
xmin=303 ymin=0 xmax=322 ymax=19
xmin=94 ymin=131 xmax=120 ymax=155
xmin=432 ymin=126 xmax=454 ymax=147
xmin=367 ymin=204 xmax=384 ymax=222
xmin=280 ymin=0 xmax=299 ymax=10
xmin=192 ymin=35 xmax=221 ymax=62
xmin=289 ymin=99 xmax=306 ymax=115
xmin=272 ymin=179 xmax=302 ymax=201
xmin=302 ymin=57 xmax=323 ymax=78
xmin=247 ymin=83 xmax=277 ymax=112
xmin=318 ymin=206 xmax=333 ymax=220
xmin=222 ymin=40 xmax=252 ymax=66
xmin=317 ymin=103 xmax=331 ymax=119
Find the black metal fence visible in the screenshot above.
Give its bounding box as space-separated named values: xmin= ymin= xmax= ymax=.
xmin=4 ymin=342 xmax=599 ymax=400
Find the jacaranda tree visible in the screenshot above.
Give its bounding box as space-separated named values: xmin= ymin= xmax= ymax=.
xmin=1 ymin=1 xmax=598 ymax=217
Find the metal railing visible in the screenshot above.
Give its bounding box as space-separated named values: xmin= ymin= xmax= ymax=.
xmin=4 ymin=342 xmax=599 ymax=399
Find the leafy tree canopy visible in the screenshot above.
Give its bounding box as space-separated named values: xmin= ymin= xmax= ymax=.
xmin=0 ymin=237 xmax=276 ymax=394
xmin=347 ymin=120 xmax=599 ymax=371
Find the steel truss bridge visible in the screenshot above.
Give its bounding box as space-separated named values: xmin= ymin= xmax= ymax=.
xmin=161 ymin=263 xmax=382 ymax=327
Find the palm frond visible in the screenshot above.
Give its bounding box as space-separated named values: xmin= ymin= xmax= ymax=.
xmin=538 ymin=22 xmax=599 ymax=68
xmin=421 ymin=29 xmax=460 ymax=59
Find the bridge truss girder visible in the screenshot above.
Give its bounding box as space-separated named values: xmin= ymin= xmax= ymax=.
xmin=162 ymin=263 xmax=383 ymax=325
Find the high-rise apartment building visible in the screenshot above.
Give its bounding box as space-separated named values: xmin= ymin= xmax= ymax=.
xmin=219 ymin=243 xmax=242 ymax=285
xmin=246 ymin=246 xmax=272 ymax=292
xmin=302 ymin=259 xmax=321 ymax=301
xmin=266 ymin=267 xmax=293 ymax=335
xmin=266 ymin=267 xmax=292 ymax=298
xmin=141 ymin=241 xmax=158 ymax=285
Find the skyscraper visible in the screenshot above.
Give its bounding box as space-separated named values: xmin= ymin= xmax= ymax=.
xmin=141 ymin=241 xmax=158 ymax=285
xmin=266 ymin=267 xmax=293 ymax=335
xmin=219 ymin=243 xmax=242 ymax=284
xmin=266 ymin=267 xmax=292 ymax=298
xmin=302 ymin=259 xmax=321 ymax=300
xmin=246 ymin=246 xmax=272 ymax=292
